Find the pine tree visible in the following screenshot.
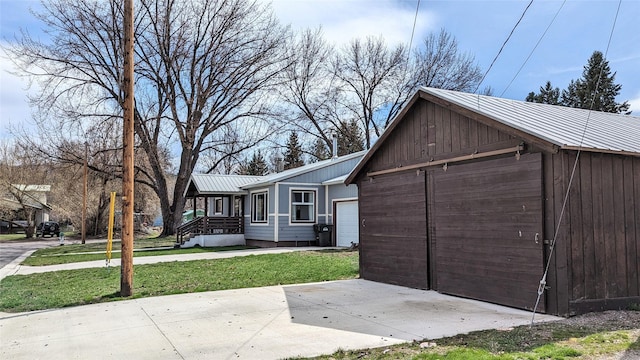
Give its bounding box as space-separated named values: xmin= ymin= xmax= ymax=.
xmin=560 ymin=51 xmax=629 ymax=113
xmin=236 ymin=151 xmax=268 ymax=176
xmin=525 ymin=81 xmax=560 ymax=105
xmin=337 ymin=120 xmax=365 ymax=156
xmin=310 ymin=138 xmax=330 ymax=162
xmin=283 ymin=132 xmax=304 ymax=170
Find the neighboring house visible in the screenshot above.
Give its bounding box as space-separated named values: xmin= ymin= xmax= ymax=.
xmin=180 ymin=151 xmax=364 ymax=248
xmin=346 ymin=87 xmax=640 ymax=317
xmin=0 ymin=184 xmax=52 ymax=226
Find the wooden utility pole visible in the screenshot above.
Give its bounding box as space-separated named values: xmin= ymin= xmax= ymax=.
xmin=121 ymin=0 xmax=135 ymax=297
xmin=82 ymin=142 xmax=87 ymax=244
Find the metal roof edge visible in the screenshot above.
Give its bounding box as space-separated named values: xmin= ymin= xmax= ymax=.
xmin=244 ymin=150 xmax=366 ymax=189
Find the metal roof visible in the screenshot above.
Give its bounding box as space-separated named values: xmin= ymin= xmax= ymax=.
xmin=185 ymin=174 xmax=262 ymax=196
xmin=242 ymin=151 xmax=365 ymax=189
xmin=322 ymin=174 xmax=348 ymax=186
xmin=421 ymin=87 xmax=640 ymax=155
xmin=346 ymin=88 xmax=640 ymax=185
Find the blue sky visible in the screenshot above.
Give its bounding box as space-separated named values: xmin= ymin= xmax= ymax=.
xmin=2 ymin=0 xmax=639 ymax=139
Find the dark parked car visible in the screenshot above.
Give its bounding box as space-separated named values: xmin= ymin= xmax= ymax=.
xmin=37 ymin=221 xmax=60 ymax=238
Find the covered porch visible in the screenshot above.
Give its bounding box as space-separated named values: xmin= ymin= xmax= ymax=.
xmin=177 ymin=174 xmax=261 ymax=247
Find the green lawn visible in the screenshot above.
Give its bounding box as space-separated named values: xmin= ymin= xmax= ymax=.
xmin=304 ymin=317 xmax=640 ymax=360
xmin=23 ymin=245 xmax=256 ymax=266
xmin=0 ymin=233 xmax=28 ymax=241
xmin=0 ymin=250 xmax=358 ymax=312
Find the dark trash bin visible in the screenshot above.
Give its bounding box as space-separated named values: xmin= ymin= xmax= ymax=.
xmin=313 ymin=224 xmax=333 ymax=247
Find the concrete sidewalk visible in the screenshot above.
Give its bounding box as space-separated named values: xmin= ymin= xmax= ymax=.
xmin=0 ymin=247 xmax=560 ymax=359
xmin=0 ymin=279 xmax=559 ymax=360
xmin=0 ymin=247 xmax=325 ymax=280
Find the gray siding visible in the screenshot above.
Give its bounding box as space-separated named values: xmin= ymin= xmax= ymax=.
xmin=277 ymin=215 xmax=316 ymax=241
xmin=244 ymin=215 xmax=275 ymax=240
xmin=243 ymin=186 xmax=276 ymax=241
xmin=286 ymin=157 xmax=362 ymax=184
xmin=328 ymin=183 xmax=357 ymax=202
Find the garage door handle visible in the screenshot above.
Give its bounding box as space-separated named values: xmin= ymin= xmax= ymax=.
xmin=362 ymin=219 xmax=366 ymax=227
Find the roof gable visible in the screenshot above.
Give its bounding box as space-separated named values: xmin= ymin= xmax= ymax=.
xmin=242 ymin=151 xmax=365 ymax=189
xmin=346 ymin=87 xmax=640 ymax=184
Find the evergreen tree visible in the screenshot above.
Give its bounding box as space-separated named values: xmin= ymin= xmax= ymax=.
xmin=560 ymin=51 xmax=629 ymax=113
xmin=310 ymin=138 xmax=330 ymax=162
xmin=236 ymin=150 xmax=268 ymax=176
xmin=525 ymin=81 xmax=560 ymax=105
xmin=337 ymin=120 xmax=365 ymax=156
xmin=283 ymin=132 xmax=304 ymax=170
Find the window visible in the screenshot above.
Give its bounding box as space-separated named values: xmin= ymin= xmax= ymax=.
xmin=251 ymin=191 xmax=267 ymax=223
xmin=214 ymin=198 xmax=223 ymax=215
xmin=291 ymin=190 xmax=315 ymax=223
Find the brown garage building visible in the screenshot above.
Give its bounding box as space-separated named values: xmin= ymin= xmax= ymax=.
xmin=345 ymin=87 xmax=640 ymax=316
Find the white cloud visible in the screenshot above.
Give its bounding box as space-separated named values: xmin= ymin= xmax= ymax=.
xmin=627 ymin=92 xmax=640 ymax=115
xmin=269 ymin=0 xmax=437 ymax=46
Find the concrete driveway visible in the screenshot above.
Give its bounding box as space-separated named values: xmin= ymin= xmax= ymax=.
xmin=0 ymin=279 xmax=558 ymax=360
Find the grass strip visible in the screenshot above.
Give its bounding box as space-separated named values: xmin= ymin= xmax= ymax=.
xmin=0 ymin=250 xmax=358 ymax=312
xmin=0 ymin=234 xmax=27 ymax=241
xmin=303 ymin=322 xmax=640 ymax=360
xmin=23 ymin=245 xmax=256 ymax=266
xmin=28 ymin=236 xmax=178 ymax=255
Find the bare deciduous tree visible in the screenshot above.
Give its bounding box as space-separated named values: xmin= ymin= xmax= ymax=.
xmin=413 ymin=28 xmax=482 ymax=92
xmin=7 ymin=0 xmax=289 ymax=235
xmin=278 ymin=28 xmax=343 ymax=156
xmin=333 ymin=36 xmax=409 ymax=148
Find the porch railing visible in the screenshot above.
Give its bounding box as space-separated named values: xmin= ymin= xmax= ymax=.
xmin=176 ymin=216 xmax=244 ymax=244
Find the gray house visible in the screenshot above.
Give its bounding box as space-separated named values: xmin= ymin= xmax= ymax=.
xmin=180 ymin=151 xmax=364 ymax=248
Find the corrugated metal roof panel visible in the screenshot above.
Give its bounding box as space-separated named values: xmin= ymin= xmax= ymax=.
xmin=422 ymin=87 xmax=640 ymax=154
xmin=189 ymin=174 xmax=262 ymax=195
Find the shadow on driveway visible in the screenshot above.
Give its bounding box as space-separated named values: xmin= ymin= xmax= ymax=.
xmin=283 ymin=279 xmax=559 ymax=341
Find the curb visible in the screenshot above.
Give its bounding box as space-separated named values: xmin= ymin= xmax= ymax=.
xmin=0 ymin=249 xmax=38 ymax=281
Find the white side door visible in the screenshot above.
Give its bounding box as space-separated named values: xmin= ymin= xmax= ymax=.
xmin=336 ymin=201 xmax=359 ymax=247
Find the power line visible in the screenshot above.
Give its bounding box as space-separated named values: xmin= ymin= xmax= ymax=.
xmin=530 ymin=0 xmax=623 ymax=325
xmin=408 ymin=0 xmax=421 ymax=52
xmin=500 ymin=0 xmax=566 ymax=97
xmin=474 ymin=0 xmax=534 ymax=94
xmin=403 ymin=0 xmax=421 ymax=81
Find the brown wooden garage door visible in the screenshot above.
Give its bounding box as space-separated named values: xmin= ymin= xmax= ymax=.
xmin=359 ymin=171 xmax=428 ymax=289
xmin=431 ymin=153 xmax=545 ymax=311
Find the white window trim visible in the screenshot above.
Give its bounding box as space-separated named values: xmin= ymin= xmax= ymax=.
xmin=288 ymin=188 xmax=317 ymax=226
xmin=250 ymin=189 xmax=269 ymax=226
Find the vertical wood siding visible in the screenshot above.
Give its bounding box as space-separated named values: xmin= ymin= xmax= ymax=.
xmin=558 ymin=151 xmax=640 ymax=314
xmin=366 ymin=101 xmax=519 ymax=173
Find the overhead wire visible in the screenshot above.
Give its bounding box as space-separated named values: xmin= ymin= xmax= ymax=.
xmin=474 ymin=0 xmax=534 ymax=94
xmin=403 ymin=0 xmax=421 ymax=81
xmin=499 ymin=0 xmax=567 ymax=97
xmin=530 ymin=0 xmax=623 ymax=325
